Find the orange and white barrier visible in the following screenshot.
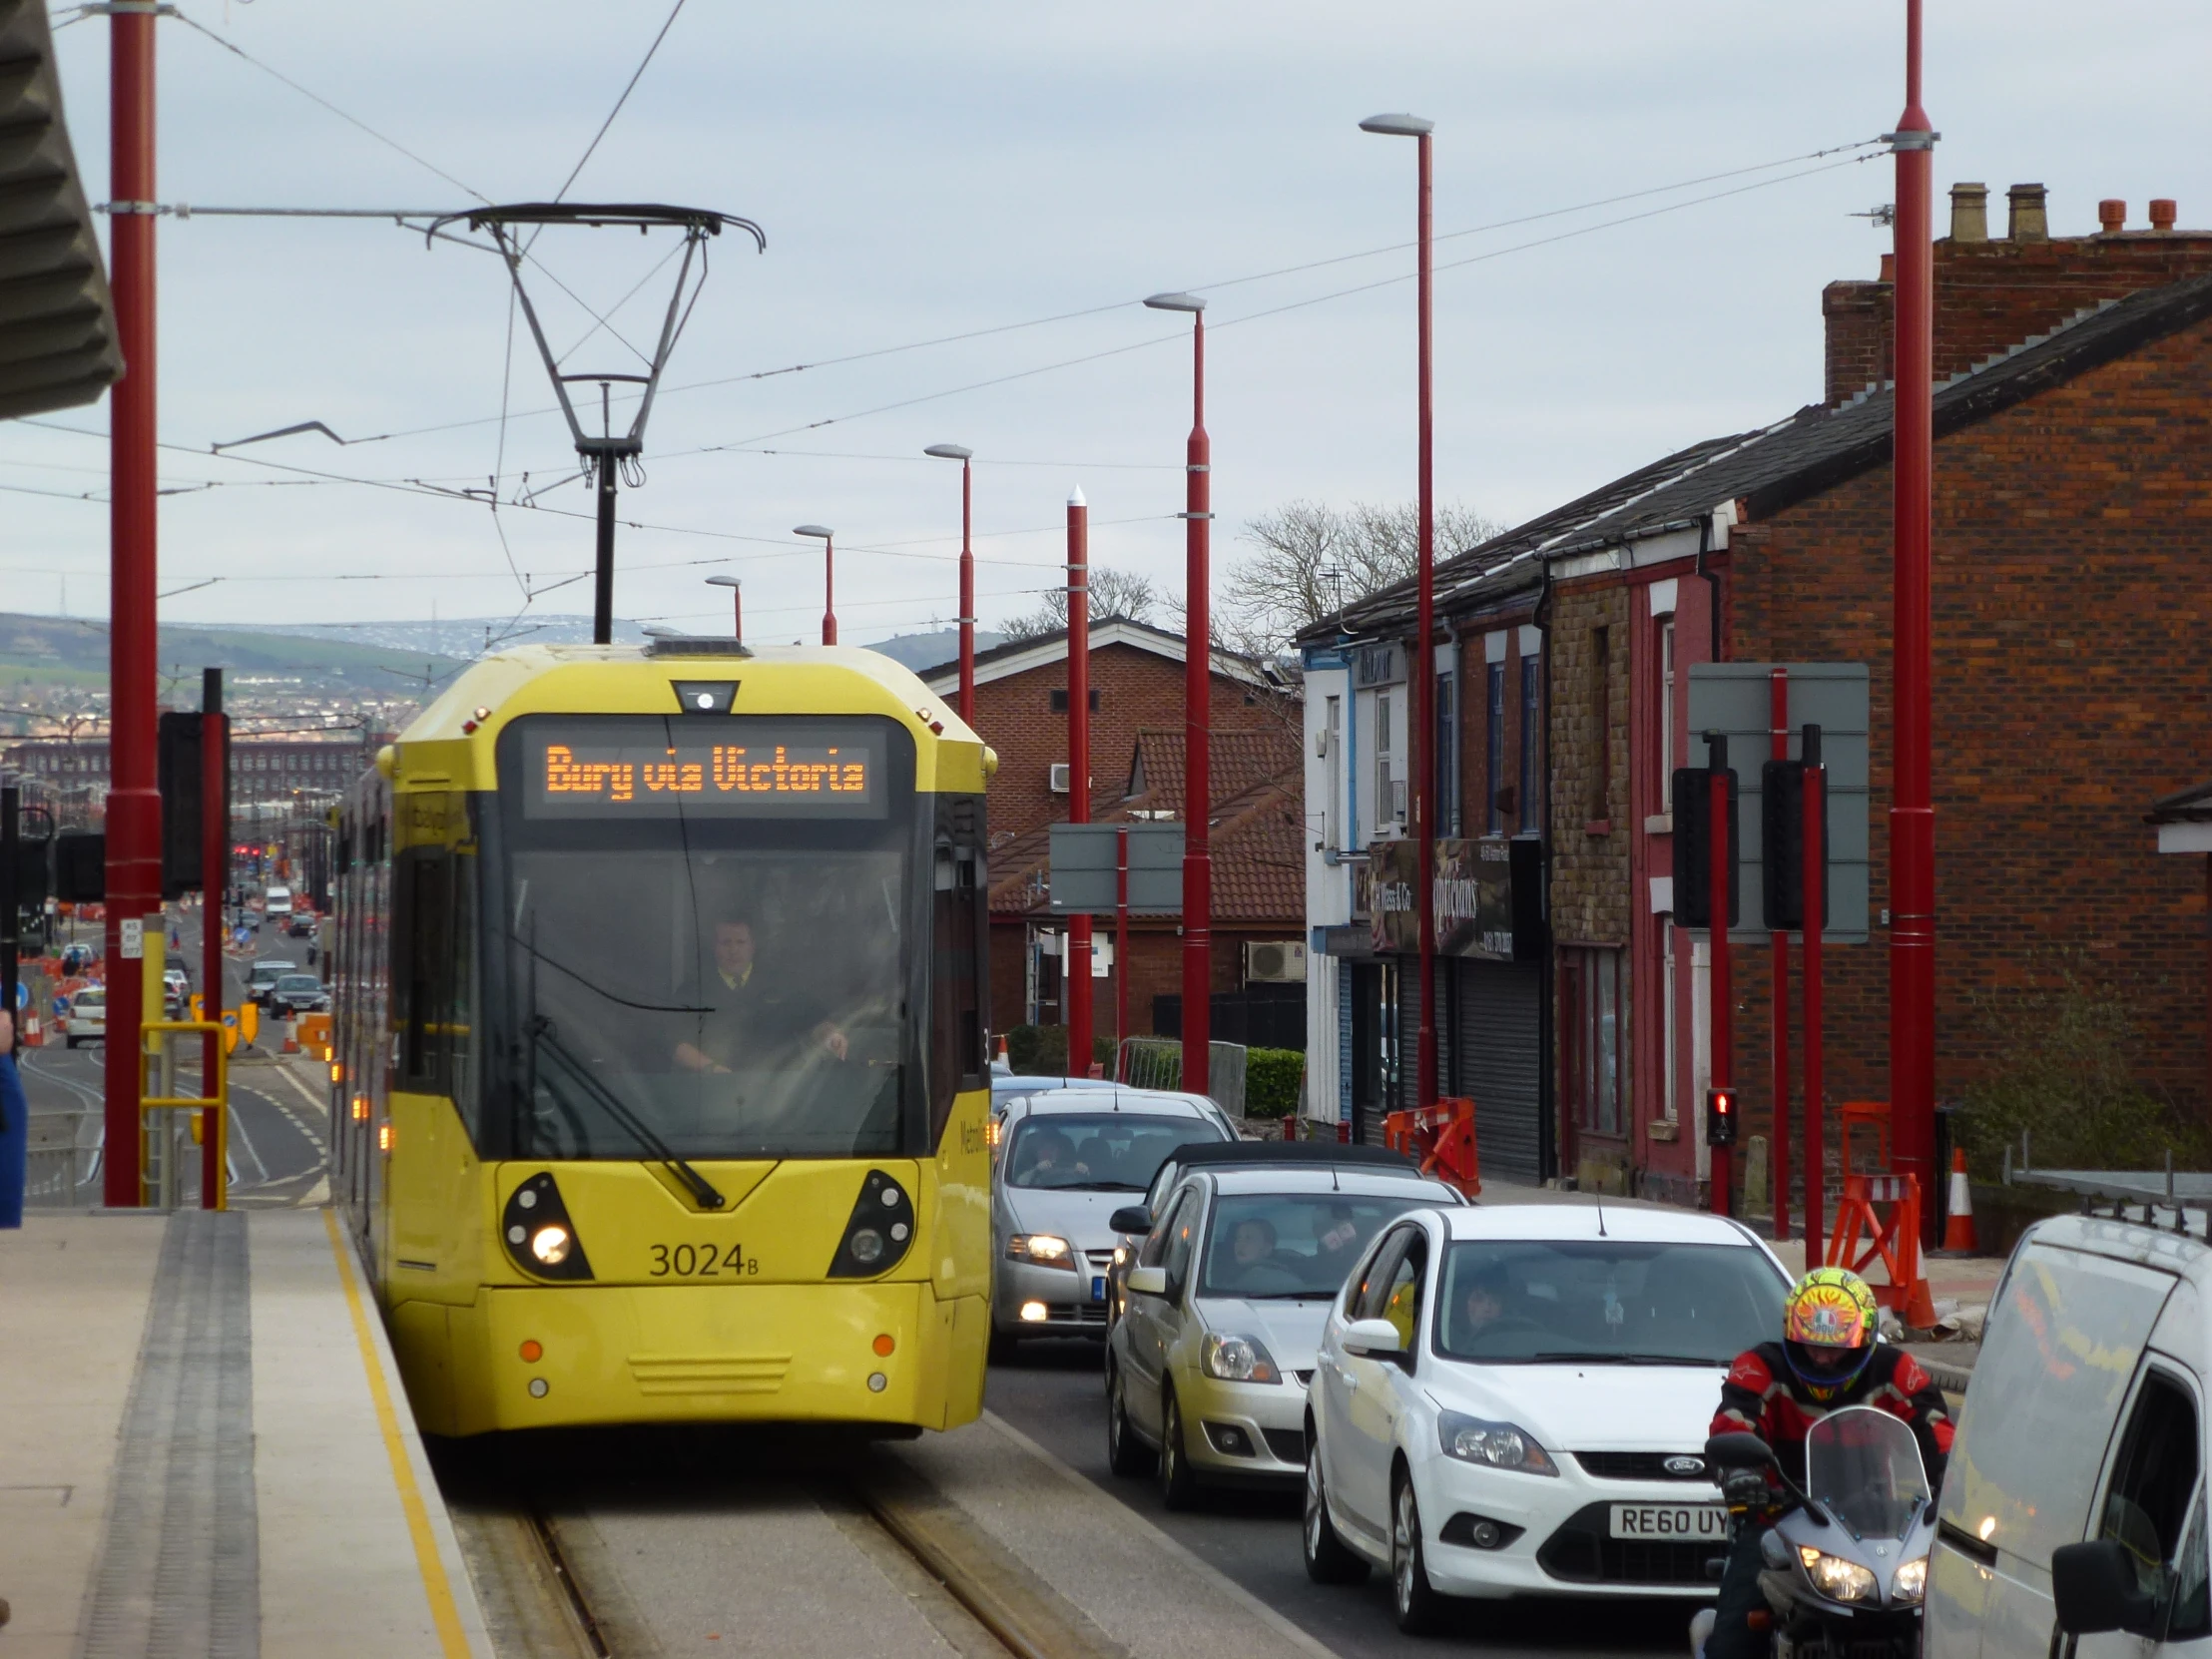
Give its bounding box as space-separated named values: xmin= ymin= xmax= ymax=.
xmin=1826 ymin=1171 xmax=1937 ymax=1329
xmin=1382 ymin=1096 xmax=1482 ymax=1198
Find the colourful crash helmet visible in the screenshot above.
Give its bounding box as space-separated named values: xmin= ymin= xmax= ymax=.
xmin=1782 ymin=1268 xmax=1878 ymax=1399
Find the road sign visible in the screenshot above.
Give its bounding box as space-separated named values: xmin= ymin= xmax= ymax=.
xmin=120 ymin=917 xmax=144 ymax=959
xmin=1685 ymin=664 xmax=1871 ymax=943
xmin=1048 ymin=823 xmax=1185 ymax=914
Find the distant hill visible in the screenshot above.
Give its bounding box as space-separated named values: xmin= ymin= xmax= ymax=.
xmin=857 ymin=627 xmax=1007 ymax=673
xmin=0 ymin=613 xmax=468 ymax=691
xmin=209 ymin=614 xmax=644 ymax=655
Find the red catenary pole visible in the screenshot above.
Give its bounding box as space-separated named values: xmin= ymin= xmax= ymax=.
xmin=1803 ymin=731 xmax=1828 ymax=1265
xmin=1116 ymin=826 xmax=1129 ymax=1076
xmin=1889 ymin=0 xmax=1938 ymax=1226
xmin=104 ymin=2 xmax=161 ymax=1205
xmin=1065 ymin=490 xmax=1093 ymax=1078
xmin=1770 ymin=668 xmax=1791 ymax=1240
xmin=201 ymin=672 xmax=226 ymax=1207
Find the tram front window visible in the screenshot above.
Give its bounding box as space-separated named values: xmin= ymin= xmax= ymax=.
xmin=494 ymin=715 xmax=924 ymax=1162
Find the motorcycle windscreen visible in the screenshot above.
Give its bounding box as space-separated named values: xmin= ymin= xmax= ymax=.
xmin=1806 ymin=1405 xmax=1931 ymax=1542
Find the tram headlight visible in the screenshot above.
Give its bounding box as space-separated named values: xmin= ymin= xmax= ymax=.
xmin=849 ymin=1229 xmax=885 ymax=1265
xmin=501 ymin=1173 xmax=594 ymax=1282
xmin=829 ymin=1171 xmax=915 ymax=1278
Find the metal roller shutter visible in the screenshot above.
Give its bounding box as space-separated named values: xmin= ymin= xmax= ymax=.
xmin=1455 ymin=960 xmax=1543 ymax=1186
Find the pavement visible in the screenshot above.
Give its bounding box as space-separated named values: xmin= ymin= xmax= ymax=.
xmin=0 ymin=1208 xmax=493 ymax=1659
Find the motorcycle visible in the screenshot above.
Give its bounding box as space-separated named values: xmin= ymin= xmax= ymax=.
xmin=1690 ymin=1405 xmax=1936 ymax=1659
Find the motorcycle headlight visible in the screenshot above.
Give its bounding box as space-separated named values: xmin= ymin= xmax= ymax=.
xmin=1200 ymin=1333 xmax=1281 ymax=1383
xmin=1798 ymin=1546 xmax=1878 ymax=1602
xmin=1436 ymin=1410 xmax=1558 ymax=1475
xmin=1891 ymin=1555 xmax=1928 ymax=1604
xmin=1005 ymin=1234 xmax=1077 ymax=1269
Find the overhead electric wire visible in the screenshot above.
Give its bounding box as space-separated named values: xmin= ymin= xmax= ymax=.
xmin=550 ymin=0 xmax=688 ymax=206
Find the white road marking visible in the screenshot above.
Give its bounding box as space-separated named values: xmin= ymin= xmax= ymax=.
xmin=266 ymin=1060 xmax=333 ymax=1147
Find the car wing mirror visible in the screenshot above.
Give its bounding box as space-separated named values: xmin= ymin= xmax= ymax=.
xmin=1109 ymin=1206 xmax=1152 ymax=1235
xmin=2052 ymin=1539 xmax=2160 ymax=1636
xmin=1127 ymin=1265 xmax=1168 ymax=1297
xmin=1340 ymin=1318 xmax=1408 ymax=1361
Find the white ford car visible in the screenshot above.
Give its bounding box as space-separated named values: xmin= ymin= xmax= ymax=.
xmin=1303 ymin=1202 xmax=1792 ymax=1633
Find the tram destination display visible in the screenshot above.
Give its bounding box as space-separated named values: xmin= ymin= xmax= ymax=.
xmin=517 ymin=717 xmax=885 ymax=818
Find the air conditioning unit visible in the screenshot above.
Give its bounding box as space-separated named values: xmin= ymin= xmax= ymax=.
xmin=1245 ymin=940 xmax=1309 ymax=984
xmin=1048 ymin=763 xmax=1070 ymax=794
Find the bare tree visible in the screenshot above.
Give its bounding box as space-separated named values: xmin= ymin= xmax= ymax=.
xmin=1221 ymin=499 xmax=1502 ymax=659
xmin=1000 ymin=566 xmax=1163 ymax=641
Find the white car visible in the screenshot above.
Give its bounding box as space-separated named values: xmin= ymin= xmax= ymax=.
xmin=1303 ymin=1202 xmax=1792 ymax=1632
xmin=64 ymin=987 xmax=106 ymax=1047
xmin=990 ymin=1088 xmax=1236 ymax=1355
xmin=1106 ymin=1163 xmax=1465 ymax=1506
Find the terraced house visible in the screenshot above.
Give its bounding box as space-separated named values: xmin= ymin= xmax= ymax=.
xmin=1303 ymin=184 xmax=2212 ymax=1208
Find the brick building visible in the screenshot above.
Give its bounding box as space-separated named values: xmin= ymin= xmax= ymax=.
xmin=1304 ymin=185 xmax=2212 ymax=1207
xmin=3 ymin=734 xmax=372 ymax=810
xmin=918 ymin=620 xmax=1305 ymax=1045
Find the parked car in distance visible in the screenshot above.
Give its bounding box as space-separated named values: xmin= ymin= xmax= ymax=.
xmin=1304 ymin=1202 xmax=1791 ymax=1632
xmin=163 ymin=966 xmax=190 ymax=1019
xmin=1927 ymin=1210 xmax=2212 ymax=1659
xmin=64 ymin=987 xmax=106 ymax=1048
xmin=991 ymin=1089 xmax=1235 ymax=1356
xmin=1106 ymin=1163 xmax=1464 ymax=1506
xmin=268 ymin=974 xmax=328 ymax=1015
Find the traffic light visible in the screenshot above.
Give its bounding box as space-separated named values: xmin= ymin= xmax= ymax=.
xmin=53 ymin=830 xmax=104 ymax=902
xmin=10 ymin=838 xmax=50 ymax=910
xmin=1761 ymin=724 xmax=1828 ymax=932
xmin=1705 ymin=1086 xmax=1739 ymax=1147
xmin=1670 ymin=763 xmax=1740 ymax=929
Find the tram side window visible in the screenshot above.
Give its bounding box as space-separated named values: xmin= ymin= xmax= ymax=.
xmin=393 ymin=847 xmax=473 ymax=1097
xmin=930 ymin=840 xmax=986 ymax=1138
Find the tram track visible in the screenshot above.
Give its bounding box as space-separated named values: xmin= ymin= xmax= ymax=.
xmin=438 ymin=1427 xmax=1126 ymax=1659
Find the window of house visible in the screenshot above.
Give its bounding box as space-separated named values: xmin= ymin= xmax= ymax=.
xmin=1325 ymin=696 xmax=1343 ymax=851
xmin=1661 ymin=920 xmax=1677 ymax=1124
xmin=1562 ymin=946 xmax=1625 ymax=1136
xmin=1484 ymin=661 xmax=1505 ymax=835
xmin=1658 ymin=615 xmax=1677 ymax=814
xmin=1434 ymin=669 xmax=1457 ymax=836
xmin=1048 ymin=688 xmax=1100 ymax=713
xmin=1517 ymin=652 xmax=1541 ymax=836
xmin=1590 ymin=627 xmax=1611 ymax=823
xmin=1376 ymin=692 xmax=1394 ymax=830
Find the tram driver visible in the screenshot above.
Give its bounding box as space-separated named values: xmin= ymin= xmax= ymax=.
xmin=673 ymin=914 xmax=849 ymax=1075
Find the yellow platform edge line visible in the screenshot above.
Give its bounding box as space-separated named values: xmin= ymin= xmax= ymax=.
xmin=322 ymin=1207 xmax=474 ymax=1659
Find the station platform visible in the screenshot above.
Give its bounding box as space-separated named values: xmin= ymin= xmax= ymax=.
xmin=0 ymin=1208 xmax=492 ymax=1659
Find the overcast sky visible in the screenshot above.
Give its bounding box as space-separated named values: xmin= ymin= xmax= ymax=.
xmin=7 ymin=0 xmax=2209 ymax=651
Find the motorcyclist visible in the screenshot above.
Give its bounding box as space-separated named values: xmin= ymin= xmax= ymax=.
xmin=1702 ymin=1268 xmax=1953 ymax=1659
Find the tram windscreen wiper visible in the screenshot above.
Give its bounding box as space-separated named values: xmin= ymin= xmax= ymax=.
xmin=529 ymin=1018 xmax=726 ymax=1210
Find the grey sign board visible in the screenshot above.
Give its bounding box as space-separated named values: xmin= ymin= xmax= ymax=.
xmin=1048 ymin=822 xmax=1186 ymax=914
xmin=1685 ymin=663 xmax=1871 ymax=944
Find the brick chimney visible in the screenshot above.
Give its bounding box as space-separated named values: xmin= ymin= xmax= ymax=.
xmin=1821 ymin=185 xmax=2212 ymax=405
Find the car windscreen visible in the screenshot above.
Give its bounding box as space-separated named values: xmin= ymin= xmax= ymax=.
xmin=275 ymin=976 xmax=320 ymax=992
xmin=1200 ymin=1192 xmax=1432 ymax=1300
xmin=1434 ymin=1239 xmax=1787 ymax=1365
xmin=1002 ymin=1113 xmax=1220 ymax=1192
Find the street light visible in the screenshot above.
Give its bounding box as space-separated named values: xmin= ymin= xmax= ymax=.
xmin=1143 ymin=289 xmax=1214 ymax=1099
xmin=923 ymin=444 xmax=976 ymax=723
xmin=705 ymin=573 xmax=742 ymax=643
xmin=794 ymin=525 xmax=835 ymax=645
xmin=1361 ymin=111 xmax=1439 ymax=1115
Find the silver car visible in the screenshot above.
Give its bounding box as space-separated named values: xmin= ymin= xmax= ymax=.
xmin=1105 ymin=1165 xmax=1464 ymax=1508
xmin=990 ymin=1089 xmax=1235 ymax=1357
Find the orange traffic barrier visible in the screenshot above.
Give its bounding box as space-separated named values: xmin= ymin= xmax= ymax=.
xmin=1383 ymin=1096 xmax=1482 ymax=1198
xmin=297 ymin=1012 xmax=332 ymax=1059
xmin=1941 ymin=1148 xmax=1978 ymax=1253
xmin=1825 ymin=1171 xmax=1937 ymax=1329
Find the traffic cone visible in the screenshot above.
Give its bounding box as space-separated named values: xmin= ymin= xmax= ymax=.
xmin=280 ymin=1017 xmax=299 ymax=1055
xmin=1942 ymin=1147 xmax=1978 ymax=1253
xmin=991 ymin=1034 xmax=1011 ymax=1075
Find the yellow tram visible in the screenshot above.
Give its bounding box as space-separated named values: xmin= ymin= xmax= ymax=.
xmin=328 ymin=640 xmax=994 ymax=1436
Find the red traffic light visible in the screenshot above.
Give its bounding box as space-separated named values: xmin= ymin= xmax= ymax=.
xmin=1705 ymin=1086 xmax=1739 ymax=1148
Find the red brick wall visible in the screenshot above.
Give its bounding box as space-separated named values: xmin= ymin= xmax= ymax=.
xmin=1823 ymin=227 xmax=2212 ymax=405
xmin=1728 ymin=312 xmax=2212 ymax=1165
xmin=966 ymin=642 xmax=1285 ymax=844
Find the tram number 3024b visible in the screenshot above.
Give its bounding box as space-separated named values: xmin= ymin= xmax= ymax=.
xmin=647 ymin=1243 xmax=762 ymax=1279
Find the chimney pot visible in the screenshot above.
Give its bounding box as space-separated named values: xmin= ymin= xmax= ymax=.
xmin=2097 ymin=198 xmax=2126 ymax=235
xmin=2006 ymin=183 xmax=2049 ymax=243
xmin=2150 ymin=198 xmax=2178 ymax=232
xmin=1948 ymin=182 xmax=1989 ymax=243
xmin=1879 ymin=252 xmax=1896 ymax=283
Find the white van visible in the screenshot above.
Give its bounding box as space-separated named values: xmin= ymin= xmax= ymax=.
xmin=265 ymin=884 xmax=293 ymax=918
xmin=1926 ymin=1211 xmax=2211 ymax=1659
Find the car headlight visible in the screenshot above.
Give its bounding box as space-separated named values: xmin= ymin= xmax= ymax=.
xmin=1005 ymin=1234 xmax=1076 ymax=1269
xmin=1436 ymin=1410 xmax=1558 ymax=1475
xmin=1799 ymin=1546 xmax=1878 ymax=1602
xmin=1200 ymin=1333 xmax=1282 ymax=1383
xmin=1891 ymin=1555 xmax=1928 ymax=1604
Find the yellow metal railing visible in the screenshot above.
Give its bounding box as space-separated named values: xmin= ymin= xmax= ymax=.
xmin=141 ymin=1019 xmax=230 ymax=1211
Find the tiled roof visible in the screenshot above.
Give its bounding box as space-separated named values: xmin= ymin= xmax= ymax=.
xmin=1306 ymin=270 xmax=2212 ymax=645
xmin=988 ymin=724 xmax=1306 ymax=923
xmin=2146 ymin=780 xmax=2212 ymax=826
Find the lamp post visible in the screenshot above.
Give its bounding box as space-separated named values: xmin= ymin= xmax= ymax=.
xmin=1360 ymin=111 xmax=1438 ymax=1112
xmin=1144 ymin=290 xmax=1213 ymax=1102
xmin=923 ymin=444 xmax=976 ymax=724
xmin=705 ymin=573 xmax=742 ymax=643
xmin=795 ymin=525 xmax=835 ymax=645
